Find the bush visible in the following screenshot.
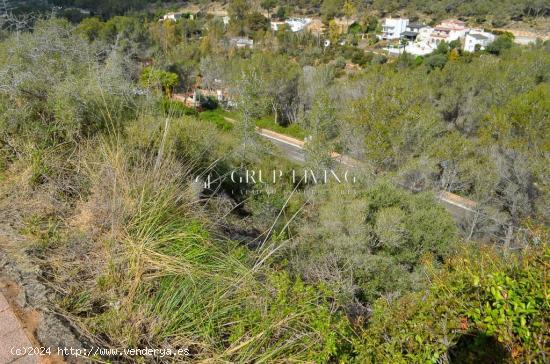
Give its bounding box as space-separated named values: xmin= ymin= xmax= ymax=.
xmin=291 ymin=182 xmax=457 ymax=304
xmin=348 ymin=22 xmax=362 ymax=34
xmin=334 ymin=56 xmax=347 ymax=69
xmin=435 ymin=41 xmax=450 ymax=54
xmin=199 ymin=95 xmax=219 ymax=110
xmin=275 ymin=6 xmax=288 ymax=20
xmin=358 ymin=244 xmax=550 ymax=363
xmin=245 ymin=12 xmax=269 ymax=32
xmin=486 ymin=34 xmax=514 ymax=55
xmin=371 ymin=54 xmax=388 ymax=64
xmin=139 ymin=66 xmax=179 ymax=95
xmin=491 ymin=17 xmax=509 ymax=28
xmin=157 ymin=97 xmax=198 ymax=117
xmin=351 ymin=49 xmax=371 ymax=66
xmin=255 ymin=115 xmax=306 ymax=139
xmin=0 ymin=19 xmax=137 ymax=146
xmin=424 ymin=53 xmax=448 ymax=70
xmin=199 ymin=110 xmax=234 ymax=130
xmin=364 ymin=183 xmax=457 ymax=266
xmin=395 ymin=52 xmax=416 ymax=69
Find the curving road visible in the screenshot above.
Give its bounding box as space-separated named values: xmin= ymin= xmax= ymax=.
xmin=223 ymin=117 xmax=477 ymax=221
xmin=253 ymin=121 xmax=477 ymax=222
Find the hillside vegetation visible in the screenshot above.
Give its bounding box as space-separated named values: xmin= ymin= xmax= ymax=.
xmin=0 ymin=10 xmax=548 ymax=364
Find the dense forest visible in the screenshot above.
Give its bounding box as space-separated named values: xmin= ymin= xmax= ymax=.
xmin=0 ymin=0 xmax=549 ymax=363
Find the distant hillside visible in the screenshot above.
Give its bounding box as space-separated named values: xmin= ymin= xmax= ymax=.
xmin=1 ymin=0 xmax=171 ymax=18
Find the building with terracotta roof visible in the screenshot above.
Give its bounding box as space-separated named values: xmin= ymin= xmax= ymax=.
xmin=429 ymin=19 xmax=468 ymax=46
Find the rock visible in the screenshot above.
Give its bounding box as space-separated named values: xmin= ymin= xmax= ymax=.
xmin=37 ymin=313 xmax=85 ymax=363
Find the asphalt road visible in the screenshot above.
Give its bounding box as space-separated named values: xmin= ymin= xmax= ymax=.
xmin=258 ymin=130 xmax=475 ymax=222
xmin=224 ymin=115 xmax=476 ymax=222
xmin=262 ymin=133 xmax=306 ymax=163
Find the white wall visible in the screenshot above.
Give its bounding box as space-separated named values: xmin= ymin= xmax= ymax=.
xmin=464 ymin=31 xmax=495 ymax=52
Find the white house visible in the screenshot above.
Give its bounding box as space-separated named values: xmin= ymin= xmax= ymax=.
xmin=428 ymin=19 xmax=468 ymax=46
xmin=464 ymin=30 xmax=495 ymax=52
xmin=406 ymin=22 xmax=425 ymax=33
xmin=229 ymin=37 xmax=254 ymax=48
xmin=161 ymin=12 xmax=183 ymax=21
xmin=416 ymin=26 xmax=434 ymax=42
xmin=400 ymin=22 xmax=428 ymax=42
xmin=286 ymin=18 xmax=312 ymax=32
xmin=399 ymin=26 xmax=436 ymax=55
xmin=379 ymin=18 xmax=409 ymax=40
xmin=271 ymin=18 xmax=312 ymax=32
xmin=161 ymin=11 xmax=197 ymax=22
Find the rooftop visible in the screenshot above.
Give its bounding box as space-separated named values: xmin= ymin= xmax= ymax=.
xmin=401 ymin=31 xmax=419 ymax=37
xmin=469 ymin=33 xmax=489 ymax=40
xmin=383 ymin=18 xmax=409 ymax=25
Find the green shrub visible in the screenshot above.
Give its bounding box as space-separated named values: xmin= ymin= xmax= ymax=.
xmin=199 ymin=95 xmax=219 ymax=110
xmin=255 ymin=116 xmax=306 ymax=139
xmin=335 ymin=56 xmax=347 ymax=69
xmin=157 ymin=97 xmax=198 ymax=117
xmin=139 ymin=66 xmax=179 ymax=96
xmin=371 ymin=54 xmax=388 ymax=64
xmin=491 ymin=17 xmax=509 ymax=28
xmin=227 ymin=273 xmax=355 ymax=363
xmin=358 ymin=244 xmax=549 ymax=363
xmin=364 ymin=182 xmax=457 ymax=266
xmin=351 ymin=49 xmax=371 ymax=66
xmin=199 ymin=110 xmax=234 ymax=130
xmin=290 ymin=182 xmax=457 ymax=305
xmin=425 ymin=53 xmax=448 ymax=70
xmin=0 ymin=19 xmax=137 ymax=145
xmin=486 ymin=34 xmax=514 ymax=55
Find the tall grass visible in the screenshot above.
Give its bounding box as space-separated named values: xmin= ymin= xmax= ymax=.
xmin=255 ymin=115 xmax=306 ymax=140
xmin=56 ymin=120 xmax=356 ymax=362
xmin=2 ymin=84 xmax=355 ymax=361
